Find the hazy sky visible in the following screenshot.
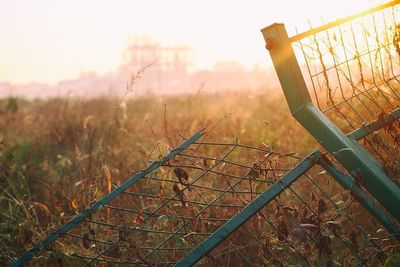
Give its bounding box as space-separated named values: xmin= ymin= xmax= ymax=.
xmin=0 ymin=0 xmax=382 ymax=84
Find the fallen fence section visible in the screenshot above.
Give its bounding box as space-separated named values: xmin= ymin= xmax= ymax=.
xmin=176 ymin=151 xmax=400 ymax=266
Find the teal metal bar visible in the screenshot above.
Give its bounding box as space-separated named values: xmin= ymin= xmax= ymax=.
xmin=289 ymin=0 xmax=400 ymax=43
xmin=174 ymin=151 xmax=321 ymax=267
xmin=261 ymin=24 xmax=400 ymax=221
xmin=10 ymin=129 xmax=205 ymax=267
xmin=318 ymin=156 xmax=400 ymax=241
xmin=347 ymin=108 xmax=400 ymax=140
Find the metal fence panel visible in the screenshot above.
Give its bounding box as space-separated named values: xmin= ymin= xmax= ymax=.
xmin=261 ymin=1 xmax=400 ymax=221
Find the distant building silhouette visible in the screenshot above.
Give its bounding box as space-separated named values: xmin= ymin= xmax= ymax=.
xmin=0 ymin=36 xmax=281 ymax=98
xmin=119 ymin=36 xmax=192 ymax=92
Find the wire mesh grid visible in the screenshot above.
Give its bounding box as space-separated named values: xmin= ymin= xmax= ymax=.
xmin=198 ymin=161 xmax=399 ymax=266
xmin=23 ymin=136 xmax=399 ymax=266
xmin=25 ymin=137 xmax=301 ymax=266
xmin=292 ymin=2 xmax=400 ymax=185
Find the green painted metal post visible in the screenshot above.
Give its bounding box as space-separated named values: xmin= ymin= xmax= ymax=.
xmin=261 ymin=24 xmax=400 ymax=221
xmin=347 ymin=108 xmax=400 ymax=140
xmin=318 ymin=156 xmax=400 ymax=240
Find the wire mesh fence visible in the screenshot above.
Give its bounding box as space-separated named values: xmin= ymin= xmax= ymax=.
xmin=17 ymin=132 xmax=399 ymax=266
xmin=17 ymin=134 xmax=303 ymax=266
xmin=292 ymin=2 xmax=400 ymax=186
xmin=262 ymin=1 xmax=400 ymax=222
xmin=195 ymin=161 xmax=398 ymax=266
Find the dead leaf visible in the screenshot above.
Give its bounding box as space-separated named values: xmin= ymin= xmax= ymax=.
xmin=318 ymin=199 xmax=327 ymax=214
xmin=173 ymin=183 xmax=185 ymax=207
xmin=311 ymin=192 xmax=317 ymax=202
xmin=83 ymin=233 xmax=91 ymax=249
xmin=134 ymin=211 xmax=145 ymax=225
xmin=119 ymin=228 xmax=130 ymax=242
xmin=55 ymin=201 xmax=62 ymax=213
xmin=174 ymin=167 xmax=189 ymax=185
xmin=249 ymin=170 xmax=259 ymax=179
xmin=350 ymin=230 xmax=358 ymax=252
xmin=103 ymin=165 xmax=112 ymax=193
xmin=159 ymin=185 xmax=164 ymax=202
xmin=291 ymin=227 xmax=308 ymax=243
xmin=202 ymin=158 xmax=208 ymax=169
xmin=71 ymin=199 xmax=78 ymax=210
xmin=277 ymin=218 xmax=289 ymax=241
xmin=83 ymin=115 xmax=94 ymax=129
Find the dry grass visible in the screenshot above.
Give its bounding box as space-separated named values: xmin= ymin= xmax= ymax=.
xmin=1 ymin=90 xmax=398 ymax=266
xmin=0 ymin=91 xmax=314 ymax=265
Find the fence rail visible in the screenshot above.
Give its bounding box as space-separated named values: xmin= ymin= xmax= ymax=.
xmin=288 ymin=0 xmax=400 ymax=42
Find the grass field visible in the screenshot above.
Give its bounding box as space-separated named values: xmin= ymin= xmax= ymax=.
xmin=0 ymin=91 xmax=311 ymax=262
xmin=1 ymin=91 xmax=398 ymax=266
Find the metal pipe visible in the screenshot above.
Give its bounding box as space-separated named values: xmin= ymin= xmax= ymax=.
xmin=261 ymin=23 xmax=400 ymax=221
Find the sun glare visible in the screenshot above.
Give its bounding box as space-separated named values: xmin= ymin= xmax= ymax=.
xmin=0 ymin=0 xmax=384 ymax=85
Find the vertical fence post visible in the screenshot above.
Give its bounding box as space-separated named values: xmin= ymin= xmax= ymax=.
xmin=261 ymin=24 xmax=400 ymax=221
